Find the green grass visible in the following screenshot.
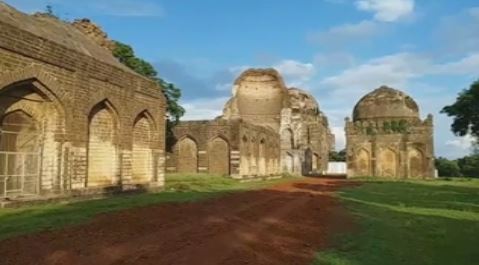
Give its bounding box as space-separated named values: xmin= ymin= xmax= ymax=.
xmin=314 ymin=178 xmax=479 ymax=265
xmin=0 ymin=174 xmax=293 ymax=241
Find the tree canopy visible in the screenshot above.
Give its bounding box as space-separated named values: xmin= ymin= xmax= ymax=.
xmin=329 ymin=149 xmax=346 ymax=162
xmin=441 ymin=79 xmax=479 ymax=145
xmin=112 ymin=41 xmax=185 ymax=122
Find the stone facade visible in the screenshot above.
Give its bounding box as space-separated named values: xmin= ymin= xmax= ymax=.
xmin=345 ymin=86 xmax=435 ymax=178
xmin=168 ymin=68 xmax=334 ymax=177
xmin=166 ymin=120 xmax=280 ymax=178
xmin=0 ymin=3 xmax=166 ymax=200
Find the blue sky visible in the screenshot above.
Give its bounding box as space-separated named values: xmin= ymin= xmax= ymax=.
xmin=5 ymin=0 xmax=479 ymax=158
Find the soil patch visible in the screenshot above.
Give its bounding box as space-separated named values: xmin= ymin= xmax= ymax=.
xmin=0 ymin=178 xmax=356 ymax=265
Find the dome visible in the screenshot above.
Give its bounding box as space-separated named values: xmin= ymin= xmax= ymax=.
xmin=288 ymin=88 xmax=319 ymax=112
xmin=353 ymin=86 xmax=419 ymax=121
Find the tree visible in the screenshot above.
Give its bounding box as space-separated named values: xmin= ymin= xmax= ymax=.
xmin=329 ymin=149 xmax=346 ymax=162
xmin=435 ymin=157 xmax=461 ymax=177
xmin=457 ymin=154 xmax=479 ymax=178
xmin=441 ymin=79 xmax=479 ymax=145
xmin=112 ymin=41 xmax=185 ymax=122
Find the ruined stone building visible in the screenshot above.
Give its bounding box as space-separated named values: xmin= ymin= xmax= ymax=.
xmin=345 ymin=86 xmax=435 ymax=178
xmin=0 ymin=3 xmax=166 ymax=200
xmin=166 ymin=69 xmax=334 ymax=178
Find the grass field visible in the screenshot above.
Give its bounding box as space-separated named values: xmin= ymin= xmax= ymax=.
xmin=314 ymin=178 xmax=479 ymax=265
xmin=0 ymin=174 xmax=292 ymax=240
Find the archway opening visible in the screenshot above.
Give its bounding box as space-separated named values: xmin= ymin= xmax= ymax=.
xmin=177 ymin=137 xmax=198 ymax=173
xmin=88 ymin=100 xmax=118 ymax=187
xmin=132 ymin=113 xmax=153 ymax=183
xmin=208 ymin=137 xmax=230 ymax=176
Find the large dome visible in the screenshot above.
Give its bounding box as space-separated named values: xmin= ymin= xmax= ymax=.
xmin=353 ymin=86 xmax=419 ymax=121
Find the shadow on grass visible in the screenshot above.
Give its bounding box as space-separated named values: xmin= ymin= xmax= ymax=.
xmin=313 ymin=180 xmax=479 ymax=265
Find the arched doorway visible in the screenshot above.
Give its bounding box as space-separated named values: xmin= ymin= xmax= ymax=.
xmin=356 ymin=149 xmax=371 ymax=176
xmin=88 ymin=100 xmax=118 ymax=187
xmin=378 ymin=148 xmax=397 ymax=177
xmin=282 ymin=128 xmax=294 ymax=149
xmin=0 ymin=79 xmax=63 ymax=197
xmin=408 ymin=148 xmax=424 ymax=178
xmin=284 ymin=152 xmax=294 ymax=173
xmin=177 ymin=136 xmax=198 ymax=173
xmin=240 ymin=136 xmax=249 ymax=176
xmin=132 ymin=113 xmax=153 ymax=183
xmin=208 ymin=137 xmax=230 ymax=175
xmin=258 ymin=139 xmax=266 ymax=175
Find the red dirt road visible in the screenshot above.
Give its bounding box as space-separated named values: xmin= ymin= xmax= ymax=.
xmin=0 ymin=178 xmax=355 ymax=265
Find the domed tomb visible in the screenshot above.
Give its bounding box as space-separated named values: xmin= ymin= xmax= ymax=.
xmin=288 ymin=88 xmax=320 ymax=114
xmin=222 ymin=68 xmax=289 ymax=130
xmin=353 ymin=86 xmax=419 ymax=121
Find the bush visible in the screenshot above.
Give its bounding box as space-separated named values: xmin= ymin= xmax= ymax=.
xmin=435 ymin=157 xmax=461 ymax=177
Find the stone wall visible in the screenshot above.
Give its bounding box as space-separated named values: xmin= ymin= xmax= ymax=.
xmin=0 ymin=4 xmax=166 ymax=199
xmin=166 ymin=119 xmax=280 ymax=178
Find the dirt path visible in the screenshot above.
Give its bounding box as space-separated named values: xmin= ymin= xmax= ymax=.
xmin=0 ymin=178 xmax=355 ymax=265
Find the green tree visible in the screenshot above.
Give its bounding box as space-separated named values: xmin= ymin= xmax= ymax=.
xmin=457 ymin=154 xmax=479 ymax=178
xmin=441 ymin=79 xmax=479 ymax=145
xmin=435 ymin=157 xmax=461 ymax=177
xmin=112 ymin=41 xmax=185 ymax=122
xmin=329 ymin=149 xmax=346 ymax=162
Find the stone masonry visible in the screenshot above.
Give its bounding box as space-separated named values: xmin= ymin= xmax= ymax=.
xmin=0 ymin=3 xmax=167 ymax=199
xmin=345 ymin=86 xmax=435 ymax=178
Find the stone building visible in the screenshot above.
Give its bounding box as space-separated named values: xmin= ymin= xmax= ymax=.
xmin=345 ymin=86 xmax=435 ymax=178
xmin=0 ymin=4 xmax=166 ymax=200
xmin=167 ymin=68 xmax=334 ymax=177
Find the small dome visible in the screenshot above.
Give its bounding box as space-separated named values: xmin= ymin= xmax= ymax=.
xmin=353 ymin=86 xmax=419 ymax=121
xmin=288 ymin=88 xmax=319 ymax=112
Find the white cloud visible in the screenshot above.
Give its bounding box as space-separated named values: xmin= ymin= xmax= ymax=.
xmin=273 ymin=60 xmax=315 ymax=87
xmin=433 ymin=53 xmax=479 ymax=75
xmin=446 ymin=135 xmax=475 ymax=151
xmin=307 ymin=20 xmax=382 ymax=47
xmin=181 ymin=97 xmax=229 ymax=120
xmin=355 ymin=0 xmax=415 ymax=22
xmin=331 ymin=126 xmax=346 ymax=151
xmin=314 ymin=52 xmax=356 ymax=68
xmin=320 ymin=52 xmax=430 ymax=97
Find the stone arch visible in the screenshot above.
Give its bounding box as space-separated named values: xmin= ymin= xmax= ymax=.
xmin=378 ymin=148 xmax=398 ymax=177
xmin=249 ymin=137 xmax=258 ymax=175
xmin=284 ymin=152 xmax=294 ymax=173
xmin=176 ymin=136 xmax=198 ymax=173
xmin=356 ymin=148 xmax=371 ymax=176
xmin=87 ymin=99 xmax=119 ymax=187
xmin=303 ymin=148 xmax=313 ymax=174
xmin=132 ymin=111 xmax=154 ymax=183
xmin=408 ymin=148 xmax=424 ymax=178
xmin=258 ymin=138 xmax=266 ymax=175
xmin=312 ymin=153 xmax=320 ymax=171
xmin=0 ymin=77 xmax=65 ymax=196
xmin=240 ymin=135 xmax=249 ymax=176
xmin=208 ymin=136 xmax=230 ymax=176
xmin=281 ymin=128 xmax=294 ymax=149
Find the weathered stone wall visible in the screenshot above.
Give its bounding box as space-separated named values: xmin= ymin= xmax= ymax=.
xmin=166 ymin=119 xmax=280 ymax=178
xmin=279 ymin=88 xmax=333 ymax=175
xmin=0 ymin=4 xmax=166 ymax=199
xmin=345 ymin=87 xmax=435 ymax=178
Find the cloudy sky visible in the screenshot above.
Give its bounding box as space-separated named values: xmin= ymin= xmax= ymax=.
xmin=5 ymin=0 xmax=479 ymax=158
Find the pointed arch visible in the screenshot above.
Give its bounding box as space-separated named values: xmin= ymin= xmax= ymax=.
xmin=241 ymin=135 xmax=249 ymax=175
xmin=87 ymin=99 xmax=119 ymax=187
xmin=408 ymin=147 xmax=425 ymax=178
xmin=132 ymin=111 xmax=154 ymax=183
xmin=281 ymin=128 xmax=294 ymax=149
xmin=378 ymin=147 xmax=398 ymax=178
xmin=258 ymin=138 xmax=266 ymax=175
xmin=176 ymin=136 xmax=198 ymax=173
xmin=356 ymin=148 xmax=371 ymax=177
xmin=208 ymin=136 xmax=230 ymax=176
